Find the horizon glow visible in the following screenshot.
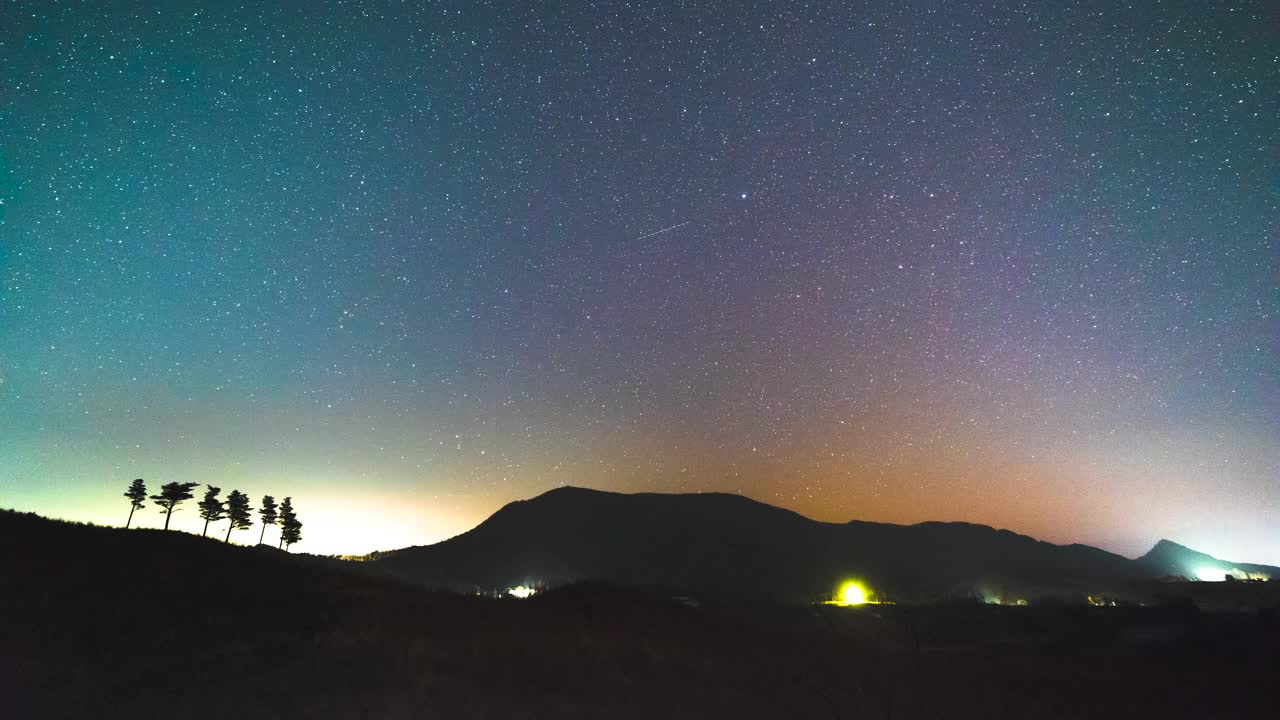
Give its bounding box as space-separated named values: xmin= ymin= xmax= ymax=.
xmin=1 ymin=1 xmax=1276 ymax=563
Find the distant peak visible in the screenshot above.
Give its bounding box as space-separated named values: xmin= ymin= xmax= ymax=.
xmin=1148 ymin=539 xmax=1190 ymax=553
xmin=1137 ymin=538 xmax=1213 ymax=567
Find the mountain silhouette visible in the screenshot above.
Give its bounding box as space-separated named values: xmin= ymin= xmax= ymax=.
xmin=371 ymin=486 xmax=1255 ymax=603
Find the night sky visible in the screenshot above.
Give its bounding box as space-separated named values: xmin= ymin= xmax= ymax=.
xmin=2 ymin=1 xmax=1276 ymax=560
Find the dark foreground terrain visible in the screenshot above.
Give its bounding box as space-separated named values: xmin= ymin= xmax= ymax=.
xmin=3 ymin=509 xmax=1277 ymax=719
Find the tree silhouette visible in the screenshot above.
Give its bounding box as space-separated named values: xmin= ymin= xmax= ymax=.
xmin=257 ymin=495 xmax=278 ymax=545
xmin=151 ymin=482 xmax=198 ymax=530
xmin=123 ymin=478 xmax=147 ymax=529
xmin=197 ymin=485 xmax=225 ymax=537
xmin=278 ymin=497 xmax=302 ymax=551
xmin=224 ymin=490 xmax=252 ymax=542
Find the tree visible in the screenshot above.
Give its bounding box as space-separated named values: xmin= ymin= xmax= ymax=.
xmin=197 ymin=485 xmax=225 ymax=537
xmin=124 ymin=479 xmax=147 ymax=529
xmin=151 ymin=482 xmax=198 ymax=530
xmin=278 ymin=497 xmax=302 ymax=551
xmin=257 ymin=495 xmax=278 ymax=545
xmin=223 ymin=490 xmax=252 ymax=543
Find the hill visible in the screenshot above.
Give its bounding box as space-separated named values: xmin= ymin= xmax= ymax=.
xmin=5 ymin=507 xmax=1279 ymax=718
xmin=370 ymin=486 xmax=1156 ymax=602
xmin=1137 ymin=538 xmax=1279 ymax=581
xmin=0 ymin=508 xmax=883 ymax=718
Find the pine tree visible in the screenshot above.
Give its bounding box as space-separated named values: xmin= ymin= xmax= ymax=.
xmin=278 ymin=497 xmax=302 ymax=551
xmin=223 ymin=490 xmax=253 ymax=542
xmin=197 ymin=485 xmax=225 ymax=537
xmin=123 ymin=479 xmax=147 ymax=529
xmin=280 ymin=516 xmax=302 ymax=550
xmin=257 ymin=495 xmax=278 ymax=545
xmin=277 ymin=497 xmax=293 ymax=549
xmin=151 ymin=482 xmax=199 ymax=530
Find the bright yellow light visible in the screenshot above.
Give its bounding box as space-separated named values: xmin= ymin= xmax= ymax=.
xmin=836 ymin=580 xmax=869 ymax=606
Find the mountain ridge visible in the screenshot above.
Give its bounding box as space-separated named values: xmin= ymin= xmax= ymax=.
xmin=1137 ymin=537 xmax=1278 ymax=581
xmin=371 ymin=486 xmax=1276 ymax=602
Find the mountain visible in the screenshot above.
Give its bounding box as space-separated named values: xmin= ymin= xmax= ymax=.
xmin=370 ymin=487 xmax=1159 ymax=603
xmin=6 ymin=507 xmax=1279 ymax=719
xmin=1137 ymin=539 xmax=1279 ymax=581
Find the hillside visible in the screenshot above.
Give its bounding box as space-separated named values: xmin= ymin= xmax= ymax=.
xmin=1137 ymin=538 xmax=1280 ymax=581
xmin=370 ymin=486 xmax=1149 ymax=602
xmin=0 ymin=508 xmax=883 ymax=719
xmin=5 ymin=507 xmax=1279 ymax=718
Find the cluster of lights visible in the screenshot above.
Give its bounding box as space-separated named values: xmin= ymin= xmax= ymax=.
xmin=983 ymin=595 xmax=1029 ymax=606
xmin=507 ymin=585 xmax=536 ymax=599
xmin=1193 ymin=566 xmax=1271 ymax=582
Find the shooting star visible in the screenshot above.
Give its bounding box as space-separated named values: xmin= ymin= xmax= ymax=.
xmin=633 ymin=220 xmax=690 ymax=241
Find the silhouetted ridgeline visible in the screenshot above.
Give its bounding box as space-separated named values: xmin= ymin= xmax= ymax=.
xmin=370 ymin=487 xmax=1280 ymax=604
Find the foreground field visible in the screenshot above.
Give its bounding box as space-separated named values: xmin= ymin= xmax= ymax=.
xmin=3 ymin=510 xmax=1277 ymax=719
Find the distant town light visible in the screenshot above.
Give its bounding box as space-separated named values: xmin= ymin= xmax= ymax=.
xmin=835 ymin=580 xmax=870 ymax=606
xmin=1193 ymin=566 xmax=1224 ymax=582
xmin=507 ymin=585 xmax=536 ymax=599
xmin=1195 ymin=566 xmax=1271 ymax=582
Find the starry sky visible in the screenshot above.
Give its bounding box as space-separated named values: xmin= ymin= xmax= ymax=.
xmin=2 ymin=1 xmax=1276 ymax=560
